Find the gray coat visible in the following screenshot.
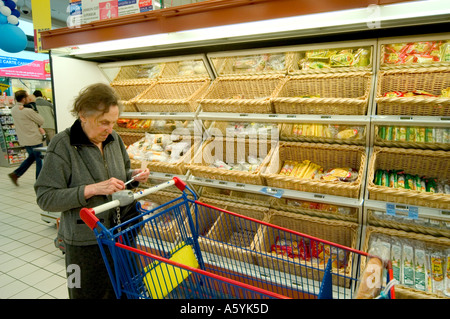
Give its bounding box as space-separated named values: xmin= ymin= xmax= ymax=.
xmin=35 ymin=119 xmax=138 ymax=246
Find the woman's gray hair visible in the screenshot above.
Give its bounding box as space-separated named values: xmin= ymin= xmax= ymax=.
xmin=71 ymin=83 xmax=123 ymax=118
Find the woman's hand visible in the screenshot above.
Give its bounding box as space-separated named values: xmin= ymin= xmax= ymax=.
xmin=84 ymin=177 xmax=125 ymax=199
xmin=131 ymin=168 xmax=150 ymax=183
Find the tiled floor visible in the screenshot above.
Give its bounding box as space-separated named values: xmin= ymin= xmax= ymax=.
xmin=0 ymin=164 xmax=68 ymax=299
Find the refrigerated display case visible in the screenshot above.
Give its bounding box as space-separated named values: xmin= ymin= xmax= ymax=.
xmin=43 ymin=1 xmax=450 ymax=299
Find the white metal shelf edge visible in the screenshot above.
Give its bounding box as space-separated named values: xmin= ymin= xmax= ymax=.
xmin=371 ymin=115 xmax=450 ymax=127
xmin=198 ymin=112 xmax=370 ymax=124
xmin=187 ymin=175 xmax=363 ymax=208
xmin=364 ymin=199 xmax=450 ymax=221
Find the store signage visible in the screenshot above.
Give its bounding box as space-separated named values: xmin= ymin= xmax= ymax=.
xmin=31 ymin=0 xmax=52 ymax=53
xmin=70 ymin=0 xmax=152 ymax=26
xmin=0 ymin=56 xmax=51 ymax=80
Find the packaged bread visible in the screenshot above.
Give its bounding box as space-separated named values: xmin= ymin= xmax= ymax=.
xmin=356 ymin=238 xmax=390 ymax=299
xmin=445 ymin=249 xmax=450 ymax=297
xmin=414 ymin=243 xmax=427 ymax=291
xmin=402 ymin=242 xmax=415 ymax=287
xmin=429 ymin=248 xmax=445 ymax=295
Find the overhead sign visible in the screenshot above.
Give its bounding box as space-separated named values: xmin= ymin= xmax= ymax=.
xmin=31 ymin=0 xmax=52 ymax=53
xmin=0 ymin=56 xmax=51 ymax=80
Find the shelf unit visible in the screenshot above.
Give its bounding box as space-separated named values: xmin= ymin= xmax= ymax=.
xmin=46 ymin=9 xmax=450 ymax=296
xmin=0 ymin=108 xmax=26 ymax=167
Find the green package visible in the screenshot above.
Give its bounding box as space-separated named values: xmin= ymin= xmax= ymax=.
xmin=378 ymin=126 xmax=386 ymax=140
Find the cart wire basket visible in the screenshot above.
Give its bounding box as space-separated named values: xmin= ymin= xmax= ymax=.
xmin=80 ymin=178 xmax=395 ymax=299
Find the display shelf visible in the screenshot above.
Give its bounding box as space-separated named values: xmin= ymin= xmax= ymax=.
xmin=187 ymin=175 xmax=363 ymax=208
xmin=119 ymin=111 xmax=198 ymax=121
xmin=364 ymin=199 xmax=450 ymax=223
xmin=0 ymin=110 xmax=26 ymax=167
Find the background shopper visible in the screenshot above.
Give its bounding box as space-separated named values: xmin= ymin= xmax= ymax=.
xmin=34 ymin=83 xmax=149 ymax=299
xmin=8 ymin=90 xmax=45 ymax=185
xmin=33 ymin=90 xmax=56 ymax=144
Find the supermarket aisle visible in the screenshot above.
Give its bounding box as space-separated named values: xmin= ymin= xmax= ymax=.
xmin=0 ymin=165 xmax=68 ymax=299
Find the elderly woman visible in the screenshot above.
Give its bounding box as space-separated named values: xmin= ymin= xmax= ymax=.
xmin=35 ymin=83 xmax=149 ymax=299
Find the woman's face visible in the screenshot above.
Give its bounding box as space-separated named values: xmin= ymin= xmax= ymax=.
xmin=80 ymin=105 xmax=119 ymax=145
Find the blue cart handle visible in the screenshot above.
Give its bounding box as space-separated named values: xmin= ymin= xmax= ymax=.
xmin=80 ymin=177 xmax=187 ymax=230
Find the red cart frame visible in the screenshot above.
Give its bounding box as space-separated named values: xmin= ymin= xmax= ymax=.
xmin=80 ymin=177 xmax=395 ymax=299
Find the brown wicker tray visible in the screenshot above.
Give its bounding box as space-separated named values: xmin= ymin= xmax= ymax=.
xmin=270 ymin=197 xmax=359 ymax=223
xmin=130 ymin=137 xmax=201 ymax=175
xmin=272 ymin=72 xmax=372 ymax=115
xmin=254 ymin=209 xmax=360 ymax=288
xmin=187 ymin=137 xmax=276 ymax=185
xmin=199 ymin=75 xmax=285 ymax=113
xmin=280 ymin=123 xmax=366 ymax=145
xmin=374 ymin=126 xmax=450 ymax=151
xmin=137 ymin=189 xmax=186 ymax=242
xmin=133 ymin=78 xmax=210 ymax=113
xmin=367 ymin=147 xmax=450 ymax=209
xmin=197 ymin=198 xmax=270 ymax=265
xmin=362 ymin=226 xmax=450 ymax=299
xmin=367 ymin=209 xmax=450 ymax=238
xmin=375 ymin=67 xmax=450 ymax=116
xmin=262 ymin=142 xmax=366 ymax=199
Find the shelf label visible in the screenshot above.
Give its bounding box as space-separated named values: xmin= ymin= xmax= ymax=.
xmin=260 ymin=187 xmax=284 ymax=198
xmin=235 ymin=183 xmax=245 ymax=188
xmin=287 ymin=115 xmax=296 ymax=118
xmin=386 ymin=203 xmax=418 ymax=219
xmin=320 ymin=115 xmax=331 ymax=119
xmin=441 ymin=117 xmax=450 ymax=121
xmin=399 ymin=116 xmax=413 ymax=120
xmin=239 ymin=114 xmax=248 ymax=117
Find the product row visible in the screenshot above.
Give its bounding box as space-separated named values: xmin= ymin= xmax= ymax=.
xmin=369 ymin=233 xmax=449 ymax=297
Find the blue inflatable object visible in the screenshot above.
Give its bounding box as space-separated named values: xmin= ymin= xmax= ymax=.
xmin=11 ymin=8 xmax=20 ymax=17
xmin=0 ymin=23 xmax=27 ymax=53
xmin=0 ymin=14 xmax=7 ymax=24
xmin=3 ymin=0 xmax=16 ymax=11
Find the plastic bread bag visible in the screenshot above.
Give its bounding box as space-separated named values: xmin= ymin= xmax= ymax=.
xmin=355 ymin=236 xmax=391 ymax=299
xmin=428 ymin=247 xmax=445 ymax=295
xmin=445 ymin=249 xmax=450 ymax=297
xmin=414 ymin=241 xmax=427 ymax=291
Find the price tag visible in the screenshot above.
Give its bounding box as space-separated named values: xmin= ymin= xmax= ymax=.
xmin=260 ymin=187 xmax=284 ymax=198
xmin=385 ymin=203 xmax=419 ymax=219
xmin=386 ymin=203 xmax=396 ymax=216
xmin=408 ymin=206 xmax=419 ymax=219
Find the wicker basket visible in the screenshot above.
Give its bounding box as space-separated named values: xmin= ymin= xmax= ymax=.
xmin=272 ymin=72 xmax=372 ymax=115
xmin=199 ymin=75 xmax=285 ymax=113
xmin=262 ymin=142 xmax=366 ymax=199
xmin=197 ymin=198 xmax=270 ymax=265
xmin=208 ymin=121 xmax=280 ymax=140
xmin=288 ymin=46 xmax=373 ymax=75
xmin=367 ymin=209 xmax=450 ymax=238
xmin=133 ymin=78 xmax=210 ymax=113
xmin=159 ymin=60 xmax=210 ymax=80
xmin=280 ymin=123 xmax=366 ymax=145
xmin=362 ymin=226 xmax=450 ymax=299
xmin=254 ymin=209 xmax=360 ymax=288
xmin=373 ymin=126 xmax=450 ymax=151
xmin=367 ymin=147 xmax=450 ymax=209
xmin=211 ymin=53 xmax=288 ymax=77
xmin=188 ymin=137 xmax=276 ymax=185
xmin=118 ymin=131 xmax=145 ymax=147
xmin=130 ymin=137 xmax=201 ymax=175
xmin=137 ymin=189 xmax=185 ymax=243
xmin=270 ymin=197 xmax=359 ymax=223
xmin=200 ymin=187 xmax=270 ymax=207
xmin=375 ymin=67 xmax=450 ymax=116
xmin=380 ymin=42 xmax=450 ymax=71
xmin=112 ymin=63 xmax=164 ymax=82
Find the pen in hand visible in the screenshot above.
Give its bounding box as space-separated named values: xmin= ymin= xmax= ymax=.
xmin=124 ymin=171 xmax=144 ymax=186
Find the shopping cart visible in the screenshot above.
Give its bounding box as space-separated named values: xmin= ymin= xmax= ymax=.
xmin=80 ymin=177 xmax=396 ymax=299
